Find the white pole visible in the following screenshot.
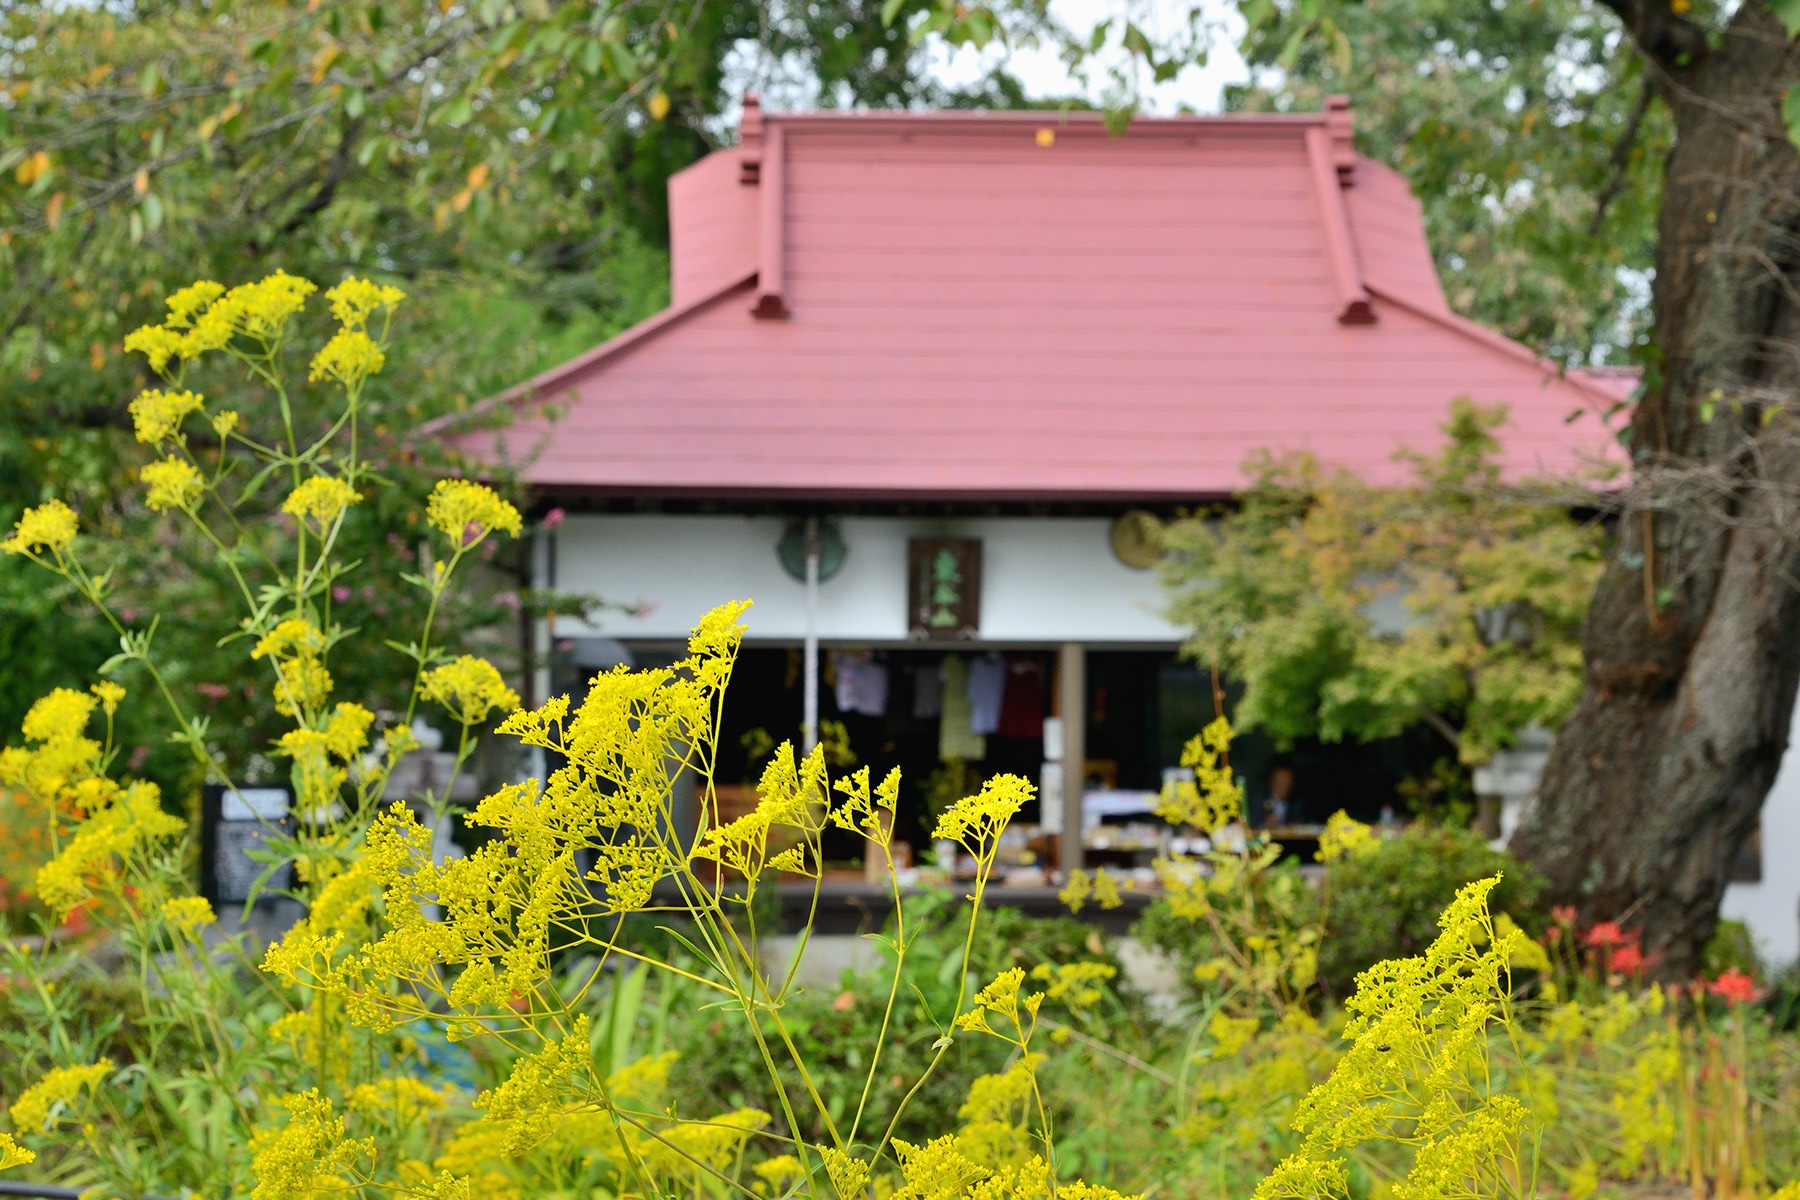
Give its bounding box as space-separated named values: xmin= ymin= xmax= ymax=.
xmin=803 ymin=517 xmax=820 ymax=754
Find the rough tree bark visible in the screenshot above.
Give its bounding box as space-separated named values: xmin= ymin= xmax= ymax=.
xmin=1513 ymin=2 xmax=1800 ymax=976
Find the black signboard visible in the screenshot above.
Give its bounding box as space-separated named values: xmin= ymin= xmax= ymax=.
xmin=200 ymin=782 xmax=295 ymax=905
xmin=908 ymin=538 xmax=982 ymax=639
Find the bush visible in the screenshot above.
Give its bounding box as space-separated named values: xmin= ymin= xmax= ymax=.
xmin=1316 ymin=824 xmax=1541 ymax=998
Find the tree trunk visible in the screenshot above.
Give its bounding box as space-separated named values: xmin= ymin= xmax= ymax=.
xmin=1512 ymin=2 xmax=1800 ymax=978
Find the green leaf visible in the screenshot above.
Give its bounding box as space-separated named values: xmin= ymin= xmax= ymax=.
xmin=235 ymin=461 xmax=281 ymax=506
xmin=880 ymin=0 xmax=907 ymax=28
xmin=1773 ymin=0 xmax=1800 ymax=39
xmin=1783 ymin=86 xmax=1800 ymax=151
xmin=1276 ymin=20 xmax=1314 ymax=70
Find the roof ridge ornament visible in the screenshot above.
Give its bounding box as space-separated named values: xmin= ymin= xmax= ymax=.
xmin=740 ymin=93 xmax=764 ymax=185
xmin=1325 ymin=94 xmax=1355 ymax=186
xmin=1306 ymin=121 xmax=1376 ymax=325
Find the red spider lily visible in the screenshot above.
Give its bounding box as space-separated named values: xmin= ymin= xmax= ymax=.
xmin=1705 ymin=969 xmax=1759 ymax=1004
xmin=1582 ymin=921 xmax=1626 ymax=948
xmin=1610 ymin=941 xmax=1647 ymax=975
xmin=1551 ymin=905 xmax=1579 ymax=926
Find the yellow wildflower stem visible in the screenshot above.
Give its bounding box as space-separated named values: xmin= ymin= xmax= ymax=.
xmin=54 ymin=553 xmax=229 ymax=788
xmin=399 ymin=541 xmax=472 ymax=731
xmin=871 ymin=850 xmax=1000 ymax=1170
xmin=848 ymin=836 xmax=909 ymax=1143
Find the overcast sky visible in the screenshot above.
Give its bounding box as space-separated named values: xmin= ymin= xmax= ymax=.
xmin=716 ymin=0 xmax=1251 ymax=129
xmin=927 ymin=0 xmax=1249 ymax=113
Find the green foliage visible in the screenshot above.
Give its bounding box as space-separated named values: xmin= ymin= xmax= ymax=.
xmin=671 ymin=894 xmax=1114 ymax=1145
xmin=1699 ymin=918 xmax=1762 ymax=983
xmin=1161 ymin=400 xmax=1605 ymax=764
xmin=1314 ymin=824 xmax=1541 ymax=999
xmin=1228 ymin=0 xmax=1663 ymax=365
xmin=1132 ymin=823 xmax=1541 ymax=1006
xmin=0 ymin=0 xmax=728 ymax=758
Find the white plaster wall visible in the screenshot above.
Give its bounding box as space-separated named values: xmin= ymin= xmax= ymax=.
xmin=1723 ymin=695 xmax=1800 ymax=969
xmin=549 ymin=514 xmax=1180 ymax=644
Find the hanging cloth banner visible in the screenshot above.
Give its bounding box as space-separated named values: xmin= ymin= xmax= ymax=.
xmin=938 ymin=654 xmax=986 ymax=761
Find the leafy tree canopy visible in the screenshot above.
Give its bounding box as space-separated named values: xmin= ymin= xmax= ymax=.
xmin=1160 ymin=402 xmax=1605 ymax=764
xmin=1230 ymin=0 xmax=1666 ymax=366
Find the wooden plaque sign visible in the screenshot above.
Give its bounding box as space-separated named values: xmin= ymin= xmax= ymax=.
xmin=908 ymin=538 xmax=981 ymax=639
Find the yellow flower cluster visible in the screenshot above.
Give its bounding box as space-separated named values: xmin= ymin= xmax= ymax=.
xmin=892 ymin=1135 xmax=991 ymax=1200
xmin=347 ymin=1077 xmax=454 ymax=1125
xmin=955 ymin=967 xmax=1043 ymax=1039
xmin=121 ymin=324 xmax=187 ymax=375
xmin=420 ymin=656 xmax=520 ymax=728
xmin=0 ymin=686 xmax=104 ymax=801
xmin=1153 ymin=716 xmax=1241 ymax=832
xmin=1 ymin=499 xmax=79 ymax=557
xmin=828 ymin=764 xmax=902 ymax=844
xmin=1315 ymin=809 xmax=1374 ymax=863
xmin=933 ymin=774 xmax=1033 ymax=860
xmin=325 ymin=277 xmax=406 ymax=329
xmin=250 ymin=1089 xmax=374 ymax=1200
xmin=128 ymin=387 xmax=205 ymax=446
xmin=35 ymin=781 xmax=184 ymax=920
xmin=161 ymin=895 xmax=216 ymax=939
xmin=125 ymin=271 xmax=319 ymax=378
xmin=276 ymin=703 xmax=373 ymax=820
xmin=142 ymin=456 xmax=204 ymax=512
xmin=225 ymin=270 xmax=319 ymax=342
xmin=639 ymin=1108 xmax=771 ymax=1182
xmin=9 ymin=1060 xmax=114 ymax=1132
xmin=955 ymin=1054 xmax=1044 ymax=1170
xmin=281 ymin=475 xmax=362 ymax=529
xmin=1255 ymin=876 xmax=1530 ymax=1200
xmin=252 ymin=618 xmax=333 ymax=718
xmin=426 ymin=479 xmax=522 ymax=545
xmin=166 ymin=280 xmax=226 ymax=327
xmin=21 ymin=686 xmax=97 ymax=745
xmin=470 ymin=1017 xmax=596 ymax=1155
xmin=91 ymin=680 xmax=124 ymax=716
xmin=265 ymin=604 xmax=753 ymax=1035
xmin=309 ymin=329 xmax=386 ymax=388
xmin=754 ymin=1154 xmax=805 ymax=1192
xmin=1029 ymin=960 xmax=1117 ymax=1011
xmin=0 ymin=1133 xmax=34 ymax=1170
xmin=819 ymin=1146 xmax=874 ymax=1200
xmin=1058 ymin=866 xmax=1122 ymax=915
xmin=690 ymin=740 xmax=827 ymax=892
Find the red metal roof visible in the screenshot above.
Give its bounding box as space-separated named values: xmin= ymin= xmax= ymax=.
xmin=445 ymin=98 xmax=1627 ymax=501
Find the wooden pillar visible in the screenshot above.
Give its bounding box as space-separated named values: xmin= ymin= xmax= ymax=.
xmin=1058 ymin=642 xmax=1085 ymax=876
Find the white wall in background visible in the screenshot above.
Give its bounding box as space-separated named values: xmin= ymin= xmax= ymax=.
xmin=549 ymin=513 xmax=1181 ymax=645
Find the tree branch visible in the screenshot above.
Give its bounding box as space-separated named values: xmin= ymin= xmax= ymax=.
xmin=1590 ymin=77 xmax=1655 ymax=234
xmin=1594 ymin=0 xmax=1712 ymax=69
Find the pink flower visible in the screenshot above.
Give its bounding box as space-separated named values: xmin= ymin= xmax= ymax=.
xmin=1582 ymin=921 xmax=1625 ymax=949
xmin=495 ymin=591 xmax=521 ymax=612
xmin=195 ymin=682 xmax=230 ymax=701
xmin=332 ymin=585 xmax=352 ymax=603
xmin=542 ymin=506 xmax=566 ymax=532
xmin=1705 ymin=969 xmax=1759 ymax=1004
